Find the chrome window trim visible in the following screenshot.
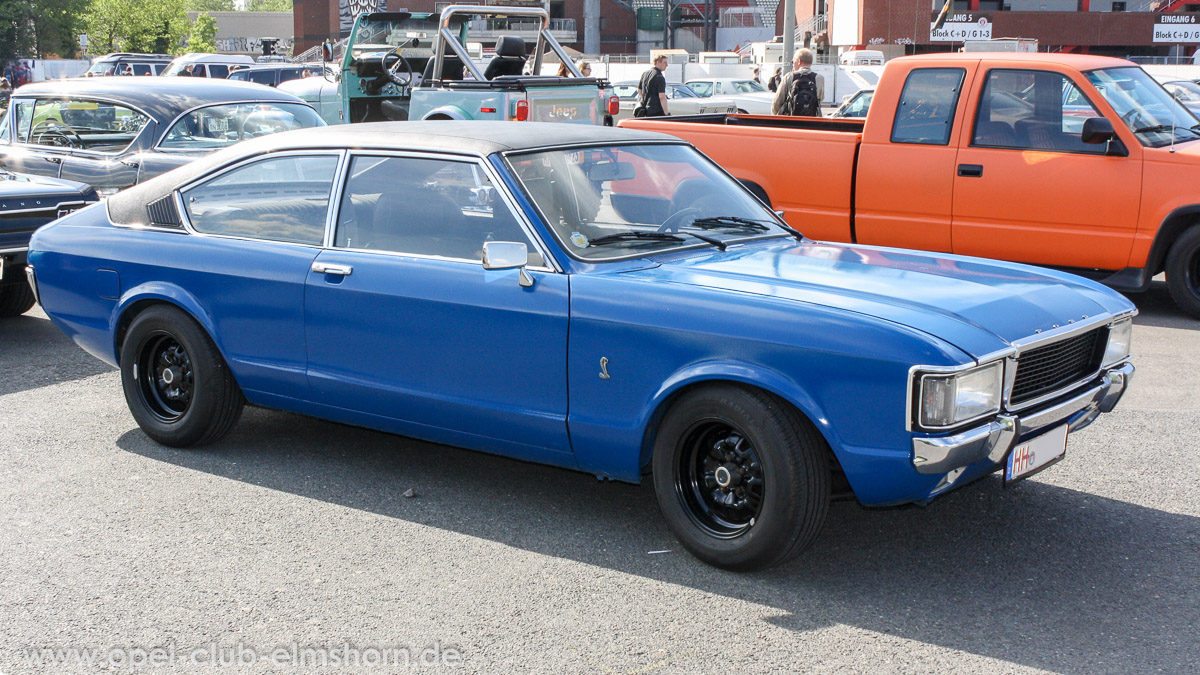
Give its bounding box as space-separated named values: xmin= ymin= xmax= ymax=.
xmin=906 ymin=360 xmax=1007 ymax=433
xmin=500 ymin=140 xmax=791 ymax=265
xmin=176 ymin=149 xmax=345 ymax=248
xmin=330 ymin=149 xmax=560 ymax=274
xmin=154 ymin=100 xmax=322 ymax=149
xmin=323 ymin=151 xmax=351 ymax=249
xmin=0 ymin=246 xmax=28 ymax=255
xmin=12 ymin=95 xmax=157 ymax=155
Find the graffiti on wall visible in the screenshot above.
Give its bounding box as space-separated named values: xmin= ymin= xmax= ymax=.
xmin=340 ymin=0 xmax=387 ymax=34
xmin=216 ymin=36 xmax=295 ymax=54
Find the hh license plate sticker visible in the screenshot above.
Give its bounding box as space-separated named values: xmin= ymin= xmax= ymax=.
xmin=1005 ymin=424 xmax=1068 ymax=484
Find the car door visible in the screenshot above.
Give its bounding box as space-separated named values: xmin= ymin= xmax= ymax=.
xmin=0 ymin=98 xmax=68 ymax=178
xmin=952 ymin=67 xmax=1140 ymax=270
xmin=178 ymin=151 xmax=341 ymax=393
xmin=854 ymin=65 xmax=975 ymax=252
xmin=304 ymin=152 xmax=572 ymax=462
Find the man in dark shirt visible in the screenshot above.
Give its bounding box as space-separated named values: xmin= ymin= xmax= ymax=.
xmin=637 ymin=55 xmax=669 ymax=117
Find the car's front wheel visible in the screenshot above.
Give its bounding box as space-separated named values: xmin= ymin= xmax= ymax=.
xmin=652 ymin=384 xmax=830 ymax=571
xmin=1166 ymin=225 xmax=1200 ymax=319
xmin=0 ymin=282 xmax=36 ymax=318
xmin=120 ymin=305 xmax=243 ymax=447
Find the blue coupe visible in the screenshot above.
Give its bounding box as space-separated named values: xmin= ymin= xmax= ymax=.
xmin=27 ymin=122 xmax=1136 ymax=570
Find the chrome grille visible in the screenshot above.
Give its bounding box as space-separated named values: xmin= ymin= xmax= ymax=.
xmin=1011 ymin=327 xmax=1107 ymax=405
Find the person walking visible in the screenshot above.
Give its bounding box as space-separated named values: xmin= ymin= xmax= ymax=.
xmin=635 ymin=54 xmax=669 ymax=117
xmin=771 ymin=48 xmax=824 ymax=116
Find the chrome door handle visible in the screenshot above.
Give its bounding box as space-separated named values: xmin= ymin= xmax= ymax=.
xmin=44 ymin=156 xmax=62 ymax=164
xmin=311 ymin=262 xmax=353 ymax=276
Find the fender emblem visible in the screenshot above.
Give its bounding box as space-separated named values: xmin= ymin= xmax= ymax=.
xmin=599 ymin=357 xmax=611 ymax=380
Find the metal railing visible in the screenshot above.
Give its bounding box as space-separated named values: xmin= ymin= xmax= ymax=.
xmin=794 ymin=13 xmax=826 ymax=44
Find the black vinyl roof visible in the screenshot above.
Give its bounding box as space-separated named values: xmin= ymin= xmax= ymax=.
xmin=11 ymin=76 xmax=310 ymax=123
xmin=107 ymin=121 xmax=681 ymax=227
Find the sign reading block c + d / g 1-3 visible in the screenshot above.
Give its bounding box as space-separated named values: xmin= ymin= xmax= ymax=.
xmin=1154 ymin=14 xmax=1200 ymax=43
xmin=929 ymin=13 xmax=992 ymax=42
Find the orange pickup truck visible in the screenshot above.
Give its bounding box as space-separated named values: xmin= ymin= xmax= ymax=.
xmin=621 ymin=53 xmax=1200 ymax=318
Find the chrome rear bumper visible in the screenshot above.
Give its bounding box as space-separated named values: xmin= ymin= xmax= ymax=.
xmin=912 ymin=362 xmax=1133 ymax=476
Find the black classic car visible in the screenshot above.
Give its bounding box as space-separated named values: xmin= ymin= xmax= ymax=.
xmin=0 ymin=77 xmax=324 ymax=196
xmin=0 ymin=168 xmax=96 ymax=317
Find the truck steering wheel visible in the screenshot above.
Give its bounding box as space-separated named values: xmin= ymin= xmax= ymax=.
xmin=381 ymin=46 xmax=415 ymax=87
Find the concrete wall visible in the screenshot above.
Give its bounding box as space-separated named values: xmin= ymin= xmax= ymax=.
xmin=187 ymin=11 xmax=294 ymax=55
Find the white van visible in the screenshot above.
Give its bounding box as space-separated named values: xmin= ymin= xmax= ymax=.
xmin=839 ymin=49 xmax=885 ymax=66
xmin=162 ymin=53 xmax=256 ymax=79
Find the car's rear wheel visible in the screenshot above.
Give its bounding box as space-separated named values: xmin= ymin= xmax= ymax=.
xmin=0 ymin=281 xmax=36 ymax=318
xmin=120 ymin=305 xmax=243 ymax=447
xmin=651 ymin=384 xmax=830 ymax=571
xmin=1165 ymin=225 xmax=1200 ymax=319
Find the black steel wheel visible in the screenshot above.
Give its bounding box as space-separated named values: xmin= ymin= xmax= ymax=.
xmin=120 ymin=305 xmax=243 ymax=447
xmin=676 ymin=422 xmax=765 ymax=538
xmin=1166 ymin=225 xmax=1200 ymax=320
xmin=652 ymin=384 xmax=830 ymax=571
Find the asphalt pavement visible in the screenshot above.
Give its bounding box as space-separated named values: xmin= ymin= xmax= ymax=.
xmin=1 ymin=280 xmax=1197 ymax=674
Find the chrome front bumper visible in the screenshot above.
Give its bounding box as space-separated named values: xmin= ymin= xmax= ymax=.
xmin=912 ymin=362 xmax=1133 ymax=476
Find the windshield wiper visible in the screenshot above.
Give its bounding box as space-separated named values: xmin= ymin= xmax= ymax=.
xmin=691 ymin=215 xmax=805 ymax=241
xmin=1132 ymin=123 xmax=1200 ymax=136
xmin=588 ymin=231 xmax=686 ymax=246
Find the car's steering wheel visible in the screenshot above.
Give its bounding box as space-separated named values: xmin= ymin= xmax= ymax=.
xmin=382 ymin=46 xmax=415 ymax=87
xmin=31 ymin=120 xmax=82 ymax=148
xmin=657 ymin=207 xmax=701 ymax=233
xmin=1121 ymin=108 xmax=1148 ymax=131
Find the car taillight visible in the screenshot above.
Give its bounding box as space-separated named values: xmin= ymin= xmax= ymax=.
xmin=514 ymin=100 xmax=529 ymax=121
xmin=607 ymin=95 xmax=620 ymax=115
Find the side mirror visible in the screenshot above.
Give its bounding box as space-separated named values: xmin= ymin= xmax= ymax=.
xmin=482 ymin=241 xmax=533 ymax=287
xmin=321 ymin=41 xmax=333 ymax=64
xmin=1081 ymin=117 xmax=1116 ymax=144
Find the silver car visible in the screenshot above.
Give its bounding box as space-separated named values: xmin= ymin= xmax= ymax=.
xmin=610 ymin=81 xmax=738 ymax=121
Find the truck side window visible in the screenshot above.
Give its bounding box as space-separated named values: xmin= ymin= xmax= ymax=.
xmin=972 ymin=69 xmax=1106 ymax=154
xmin=891 ymin=68 xmax=965 ymax=146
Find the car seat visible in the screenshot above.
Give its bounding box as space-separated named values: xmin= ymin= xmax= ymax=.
xmin=484 ymin=36 xmax=527 ymax=80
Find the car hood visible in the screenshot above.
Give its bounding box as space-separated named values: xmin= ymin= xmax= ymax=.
xmin=627 ymin=240 xmax=1134 ymax=360
xmin=0 ymin=170 xmax=94 ymax=202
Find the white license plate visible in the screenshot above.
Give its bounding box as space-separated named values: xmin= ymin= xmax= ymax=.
xmin=1005 ymin=424 xmax=1068 ymax=484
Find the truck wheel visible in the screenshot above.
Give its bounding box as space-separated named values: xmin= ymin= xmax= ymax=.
xmin=0 ymin=282 xmax=36 ymax=318
xmin=120 ymin=305 xmax=244 ymax=447
xmin=651 ymin=384 xmax=830 ymax=571
xmin=1165 ymin=226 xmax=1200 ymax=319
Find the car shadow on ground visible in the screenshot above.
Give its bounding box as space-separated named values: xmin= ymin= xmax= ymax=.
xmin=0 ymin=311 xmax=115 ymax=398
xmin=1126 ymin=279 xmax=1198 ymax=329
xmin=117 ymin=409 xmax=1197 ymax=673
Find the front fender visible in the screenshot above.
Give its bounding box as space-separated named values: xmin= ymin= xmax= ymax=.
xmin=640 ymin=360 xmax=843 ymax=471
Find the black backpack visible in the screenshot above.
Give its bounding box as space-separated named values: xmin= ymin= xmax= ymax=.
xmin=784 ymin=70 xmax=819 ymax=116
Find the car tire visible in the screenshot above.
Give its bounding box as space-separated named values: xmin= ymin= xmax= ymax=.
xmin=1165 ymin=225 xmax=1200 ymax=319
xmin=120 ymin=305 xmax=244 ymax=447
xmin=0 ymin=282 xmax=36 ymax=318
xmin=651 ymin=384 xmax=830 ymax=571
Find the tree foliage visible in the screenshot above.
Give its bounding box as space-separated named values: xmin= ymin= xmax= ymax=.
xmin=85 ymin=0 xmax=189 ymax=55
xmin=186 ymin=12 xmax=217 ymax=54
xmin=246 ymin=0 xmax=291 ymax=11
xmin=185 ymin=0 xmax=233 ymax=11
xmin=0 ymin=0 xmax=88 ymax=58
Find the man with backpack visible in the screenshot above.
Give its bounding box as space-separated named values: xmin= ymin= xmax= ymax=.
xmin=635 ymin=55 xmax=669 ymax=117
xmin=771 ymin=48 xmax=824 ymax=116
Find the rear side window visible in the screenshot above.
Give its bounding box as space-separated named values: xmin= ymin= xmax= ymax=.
xmin=207 ymin=64 xmax=230 ymax=79
xmin=247 ymin=70 xmax=276 ymax=85
xmin=182 ymin=154 xmax=340 ymax=245
xmin=891 ymin=68 xmax=966 ymax=145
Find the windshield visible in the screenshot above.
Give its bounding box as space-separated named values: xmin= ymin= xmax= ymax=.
xmin=509 ymin=143 xmax=789 ymax=261
xmin=1087 ymin=67 xmax=1200 ymax=146
xmin=351 ymin=17 xmax=441 ymax=56
xmin=1165 ymin=80 xmax=1200 ymax=102
xmin=686 ymin=81 xmax=714 ymax=97
xmin=158 ymin=102 xmax=324 ymax=151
